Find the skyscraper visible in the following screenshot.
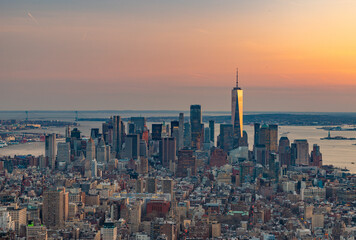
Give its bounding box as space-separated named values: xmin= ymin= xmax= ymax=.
xmin=176 ymin=149 xmax=197 ymax=177
xmin=90 ymin=128 xmax=99 ymax=139
xmin=209 ymin=120 xmax=215 ymax=145
xmin=124 ymin=134 xmax=140 ymax=160
xmin=57 ymin=142 xmax=70 ymax=165
xmin=112 ymin=115 xmax=123 ymax=156
xmin=162 ymin=178 xmax=174 ymax=198
xmin=101 ymin=219 xmax=117 ymax=240
xmin=147 ymin=177 xmax=158 ymax=193
xmin=171 ymin=126 xmax=180 ymax=153
xmin=279 ymin=137 xmax=291 ymax=167
xmin=159 ymin=137 xmax=176 ymax=169
xmin=178 ymin=113 xmax=184 ymax=150
xmin=183 ymin=122 xmax=191 ymax=147
xmin=259 ymin=124 xmax=270 ymax=153
xmin=190 ymin=105 xmax=202 ymax=149
xmin=45 ymin=134 xmax=56 ymax=170
xmin=209 ymin=148 xmax=228 ymax=168
xmin=254 ymin=123 xmax=261 ymax=149
xmin=254 ymin=144 xmax=267 ymax=166
xmin=86 ymin=137 xmax=95 ymax=162
xmin=42 ymin=188 xmax=68 ymax=228
xmin=232 ymin=69 xmax=243 ymax=148
xmin=294 ymin=139 xmax=309 ymax=166
xmin=269 ymin=125 xmax=278 ymax=152
xmin=152 ymin=124 xmax=163 ymax=140
xmin=170 ymin=120 xmax=179 ymax=137
xmin=136 ymin=178 xmax=144 ymax=193
xmin=310 ymin=144 xmax=322 ymax=167
xmin=91 ymin=159 xmax=97 ymax=178
xmin=130 ymin=117 xmax=146 ymax=134
xmin=96 ymin=138 xmax=108 ymax=163
xmin=219 ymin=124 xmax=233 ymax=153
xmin=102 ymin=122 xmax=111 ymax=145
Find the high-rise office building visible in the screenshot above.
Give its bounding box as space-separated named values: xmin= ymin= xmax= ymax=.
xmin=269 ymin=153 xmax=280 ymax=182
xmin=159 ymin=137 xmax=176 ymax=168
xmin=112 ymin=115 xmax=123 ymax=156
xmin=57 ymin=142 xmax=70 ymax=165
xmin=91 ymin=159 xmax=97 ymax=178
xmin=310 ymin=144 xmax=322 ymax=167
xmin=209 ymin=148 xmax=228 ymax=167
xmin=240 ymin=161 xmax=254 ymax=184
xmin=294 ymin=139 xmax=309 ymax=166
xmin=291 ymin=143 xmax=297 ymax=166
xmin=254 ymin=123 xmax=261 ymax=148
xmin=162 ymin=178 xmax=174 ymax=198
xmin=259 ymin=124 xmax=270 ymax=153
xmin=128 ymin=122 xmax=135 ymax=134
xmin=136 ymin=178 xmax=144 ymax=193
xmin=170 ymin=120 xmax=179 ymax=137
xmin=204 ymin=127 xmax=210 ymax=143
xmin=176 ymin=149 xmax=197 ymax=177
xmin=171 ymin=126 xmax=180 ymax=153
xmin=138 ymin=157 xmax=148 ymax=174
xmin=0 ymin=208 xmax=15 ymax=233
xmin=254 ymin=145 xmax=267 ymax=166
xmin=129 ymin=200 xmax=142 ymax=233
xmin=146 ymin=177 xmax=158 ymax=194
xmin=45 ymin=134 xmax=56 ymax=170
xmin=202 ymin=127 xmax=210 ymax=150
xmin=279 ymin=137 xmax=291 ymax=167
xmin=219 ymin=124 xmax=233 ymax=153
xmin=90 ymin=128 xmax=99 ymax=139
xmin=101 ymin=220 xmax=117 ymax=240
xmin=178 ymin=113 xmax=184 ymax=150
xmin=70 ymin=128 xmax=81 ymax=140
xmin=42 ymin=188 xmax=68 ymax=228
xmin=96 ymin=138 xmax=108 ymax=163
xmin=139 ymin=139 xmax=148 ymax=158
xmin=190 ymin=105 xmax=202 ymax=149
xmin=269 ymin=125 xmax=278 ymax=152
xmin=86 ymin=137 xmax=95 ymax=162
xmin=152 ymin=124 xmax=163 ymax=141
xmin=7 ymin=205 xmax=26 ymax=235
xmin=209 ymin=120 xmax=215 ymax=144
xmin=124 ymin=134 xmax=140 ymax=160
xmin=232 ymin=69 xmax=243 ymax=148
xmin=65 ymin=125 xmax=71 ymax=140
xmin=131 ymin=117 xmax=146 ymax=134
xmin=255 ymin=123 xmax=278 ymax=157
xmin=102 ymin=122 xmax=112 ymax=145
xmin=183 ymin=122 xmax=191 ymax=147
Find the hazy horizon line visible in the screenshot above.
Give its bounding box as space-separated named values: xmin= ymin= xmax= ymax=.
xmin=1 ymin=110 xmax=356 ymax=114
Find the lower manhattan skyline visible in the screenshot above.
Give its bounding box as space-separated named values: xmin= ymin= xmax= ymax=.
xmin=1 ymin=1 xmax=356 ymax=240
xmin=1 ymin=0 xmax=356 ymax=111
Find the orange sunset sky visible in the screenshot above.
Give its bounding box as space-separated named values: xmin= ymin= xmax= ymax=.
xmin=1 ymin=0 xmax=356 ymax=111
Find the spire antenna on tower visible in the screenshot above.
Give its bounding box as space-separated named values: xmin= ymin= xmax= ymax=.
xmin=236 ymin=67 xmax=239 ymax=88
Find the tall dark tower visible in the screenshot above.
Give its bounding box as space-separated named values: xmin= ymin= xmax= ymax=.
xmin=112 ymin=115 xmax=122 ymax=156
xmin=190 ymin=105 xmax=202 ymax=149
xmin=232 ymin=68 xmax=243 ymax=148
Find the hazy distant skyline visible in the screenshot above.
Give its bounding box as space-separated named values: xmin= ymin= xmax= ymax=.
xmin=1 ymin=0 xmax=356 ymax=112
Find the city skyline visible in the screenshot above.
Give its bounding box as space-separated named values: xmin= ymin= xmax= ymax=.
xmin=0 ymin=1 xmax=355 ymax=239
xmin=1 ymin=1 xmax=356 ymax=112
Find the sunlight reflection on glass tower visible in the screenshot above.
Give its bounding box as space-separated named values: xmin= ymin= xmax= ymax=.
xmin=232 ymin=68 xmax=243 ymax=148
